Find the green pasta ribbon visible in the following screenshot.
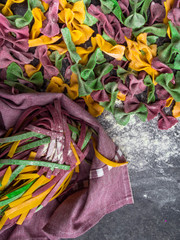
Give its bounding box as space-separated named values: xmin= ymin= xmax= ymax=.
xmin=158 ymin=22 xmax=180 ymax=65
xmin=0 ymin=159 xmax=70 ymax=170
xmin=114 ymin=104 xmax=148 ymax=126
xmin=156 ymin=72 xmax=180 ymax=102
xmin=61 ymin=27 xmax=81 ymax=64
xmin=100 ymin=82 xmax=119 ymax=114
xmin=117 ymin=66 xmax=137 ymax=84
xmin=71 ymin=49 xmax=113 ymax=96
xmin=5 ymin=62 xmax=43 ymax=92
xmin=6 ymin=0 xmax=45 ymax=28
xmin=133 ymin=24 xmax=168 ymax=38
xmin=99 ymin=0 xmax=125 ymax=24
xmin=0 ymin=132 xmax=45 ymax=144
xmin=80 ymin=48 xmax=106 ymax=81
xmin=144 ymin=75 xmax=156 ymax=103
xmin=124 ymin=0 xmax=153 ymax=29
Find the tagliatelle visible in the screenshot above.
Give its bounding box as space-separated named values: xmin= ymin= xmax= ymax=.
xmin=125 ymin=33 xmax=158 ymax=84
xmin=0 ymin=166 xmax=12 ymax=191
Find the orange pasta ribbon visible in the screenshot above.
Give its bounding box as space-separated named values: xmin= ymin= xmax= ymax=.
xmin=76 ymin=37 xmax=97 ymax=65
xmin=117 ymin=92 xmax=126 ymax=101
xmin=96 ymin=34 xmax=125 ymax=61
xmin=125 ymin=33 xmax=158 ymax=84
xmin=47 ymin=41 xmax=67 ymax=55
xmin=0 ymin=0 xmax=25 ymax=16
xmin=30 ymin=8 xmax=46 ymax=39
xmin=58 ymin=0 xmax=94 ymax=45
xmin=172 ymin=102 xmax=180 ymax=118
xmin=28 ymin=35 xmax=62 ymax=47
xmin=82 ymin=95 xmax=104 ymax=117
xmin=24 ymin=63 xmax=42 ymax=77
xmin=165 ymin=96 xmax=174 ymax=107
xmin=46 ymin=73 xmax=79 ymax=100
xmin=163 ymin=0 xmax=175 ymax=38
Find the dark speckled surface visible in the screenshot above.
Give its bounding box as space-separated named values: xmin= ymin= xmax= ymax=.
xmin=63 ymin=112 xmax=180 ymax=240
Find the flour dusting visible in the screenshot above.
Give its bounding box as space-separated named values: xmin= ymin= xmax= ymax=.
xmin=98 ymin=110 xmax=180 ymax=208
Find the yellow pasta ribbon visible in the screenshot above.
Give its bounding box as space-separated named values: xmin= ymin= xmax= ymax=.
xmin=172 ymin=102 xmax=180 ymax=118
xmin=125 ymin=33 xmax=158 ymax=84
xmin=59 ymin=0 xmax=70 ymax=10
xmin=5 ymin=185 xmax=55 ymax=219
xmin=82 ymin=95 xmax=104 ymax=117
xmin=70 ymin=24 xmax=94 ymax=45
xmin=58 ymin=0 xmax=94 ymax=45
xmin=0 ymin=215 xmax=8 ymax=230
xmin=117 ymin=92 xmax=126 ymax=101
xmin=30 ymin=8 xmax=46 ymax=39
xmin=16 ymin=211 xmax=29 ymax=225
xmin=16 ymin=173 xmax=40 ymax=180
xmin=0 ymin=166 xmax=12 ymax=191
xmin=70 ymin=142 xmax=81 ymax=165
xmin=163 ymin=0 xmax=174 ymax=24
xmin=165 ymin=96 xmax=174 ymax=107
xmin=76 ymin=37 xmax=97 ymax=65
xmin=163 ymin=0 xmax=175 ymax=38
xmin=20 ymin=166 xmax=38 ymax=173
xmin=92 ymin=139 xmax=128 ymax=167
xmin=24 ymin=62 xmax=42 ymax=77
xmin=28 ymin=35 xmax=62 ymax=47
xmin=46 ymin=73 xmax=79 ymax=100
xmin=49 ymin=170 xmax=74 ymax=201
xmin=7 ymin=140 xmax=20 ymax=158
xmin=0 ymin=0 xmax=25 ymax=16
xmin=23 ymin=175 xmax=54 ymax=198
xmin=96 ymin=34 xmax=125 ymax=60
xmin=48 ymin=41 xmax=67 ymax=55
xmin=41 ymin=0 xmax=49 ymax=12
xmin=4 ymin=128 xmax=13 ymax=137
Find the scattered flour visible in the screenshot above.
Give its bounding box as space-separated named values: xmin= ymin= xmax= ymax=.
xmin=98 ymin=110 xmax=180 ymax=208
xmin=98 ymin=110 xmax=180 ymax=173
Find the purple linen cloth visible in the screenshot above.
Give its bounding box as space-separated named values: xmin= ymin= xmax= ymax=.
xmin=0 ymin=91 xmax=133 ymax=240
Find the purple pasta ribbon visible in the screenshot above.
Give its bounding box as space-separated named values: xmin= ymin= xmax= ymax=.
xmin=34 ymin=45 xmax=59 ymax=80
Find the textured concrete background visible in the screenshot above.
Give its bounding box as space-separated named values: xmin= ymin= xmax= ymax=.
xmin=64 ymin=112 xmax=180 ymax=240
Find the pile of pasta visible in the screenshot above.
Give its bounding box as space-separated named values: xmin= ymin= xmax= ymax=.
xmin=0 ymin=0 xmax=180 ymax=130
xmin=0 ymin=0 xmax=179 ymax=232
xmin=0 ymin=96 xmax=127 ymax=229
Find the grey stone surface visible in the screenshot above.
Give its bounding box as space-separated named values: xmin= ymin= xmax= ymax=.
xmin=63 ymin=111 xmax=180 ymax=240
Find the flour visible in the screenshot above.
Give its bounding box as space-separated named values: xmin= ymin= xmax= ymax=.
xmin=98 ymin=110 xmax=180 ymax=208
xmin=98 ymin=110 xmax=180 ymax=172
